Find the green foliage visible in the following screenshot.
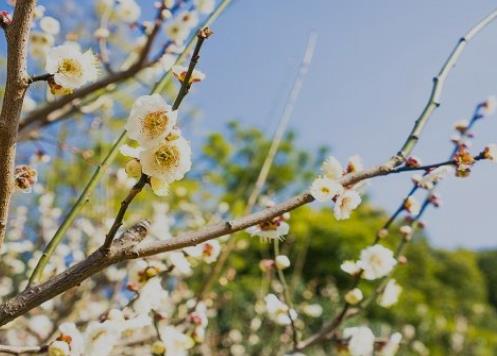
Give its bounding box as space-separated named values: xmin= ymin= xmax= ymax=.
xmin=195 ymin=123 xmax=497 ymax=355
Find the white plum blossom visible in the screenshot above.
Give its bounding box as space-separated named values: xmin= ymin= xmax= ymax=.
xmin=359 ymin=245 xmax=397 ymax=280
xmin=139 ymin=136 xmax=192 ymax=184
xmin=158 ymin=326 xmax=194 ymax=356
xmin=119 ymin=144 xmax=143 ymax=159
xmin=321 ymin=155 xmax=343 ymax=180
xmin=48 ymin=340 xmax=70 ymax=355
xmin=194 ymin=0 xmax=215 ymax=14
xmin=125 ymin=94 xmax=177 ymax=148
xmin=150 ymin=176 xmax=170 ymax=196
xmin=345 ymin=288 xmax=364 ymax=305
xmin=275 ymin=255 xmax=291 ymax=270
xmin=45 ymin=45 xmax=97 ymax=90
xmin=111 ymin=0 xmax=141 ymax=23
xmin=39 ymin=16 xmax=60 ymax=35
xmin=247 ymin=219 xmax=289 ymax=241
xmin=343 ymin=326 xmax=376 ymax=356
xmin=53 ymin=322 xmax=84 ymax=356
xmin=28 ymin=315 xmax=52 ymax=339
xmin=347 ymin=154 xmax=364 ymax=173
xmin=172 ymin=65 xmax=206 ymax=83
xmin=264 ymin=294 xmax=297 ymax=326
xmin=310 ymin=176 xmax=344 ymax=202
xmin=403 ymin=196 xmax=420 ymax=216
xmin=83 ymin=320 xmax=121 ymax=356
xmin=379 ymin=332 xmax=402 ymax=356
xmin=302 ymin=304 xmax=323 ymax=318
xmin=133 ymin=277 xmax=170 ymax=315
xmin=184 ymin=239 xmax=222 ymax=264
xmin=168 ymin=251 xmax=193 ymax=276
xmin=334 ymin=189 xmax=361 ymax=220
xmin=166 ymin=21 xmax=190 ymax=45
xmin=378 ymin=279 xmax=402 ymax=308
xmin=178 ymin=10 xmax=199 ymax=29
xmin=412 ymin=166 xmax=451 ymax=190
xmin=188 ymin=302 xmax=209 ymax=342
xmin=341 ymin=260 xmax=362 ymax=275
xmin=30 ymin=31 xmax=54 ymax=60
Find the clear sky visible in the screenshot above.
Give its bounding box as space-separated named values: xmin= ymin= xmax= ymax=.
xmin=184 ymin=0 xmax=497 ymax=249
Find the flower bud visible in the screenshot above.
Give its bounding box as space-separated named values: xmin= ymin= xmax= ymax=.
xmin=275 ymin=255 xmax=291 ymax=270
xmin=377 ymin=228 xmax=389 ymax=239
xmin=482 ymin=144 xmax=497 ymax=162
xmin=151 ymin=340 xmax=166 ymax=355
xmin=344 ymin=288 xmax=363 ymax=305
xmin=399 ymin=225 xmax=413 ymax=239
xmin=48 ymin=77 xmax=73 ymax=96
xmin=14 ymin=165 xmax=38 ymax=193
xmin=125 ymin=159 xmax=142 ymax=178
xmin=259 ymin=259 xmax=274 ymax=272
xmin=405 ymin=156 xmax=422 ymax=168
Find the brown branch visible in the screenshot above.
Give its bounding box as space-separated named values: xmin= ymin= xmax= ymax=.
xmin=27 ymin=73 xmax=53 ymax=84
xmin=0 ymin=0 xmax=37 ymax=248
xmin=102 ymin=173 xmax=148 ymax=250
xmin=294 ymin=305 xmax=354 ymax=352
xmin=172 ymin=27 xmax=213 ymax=110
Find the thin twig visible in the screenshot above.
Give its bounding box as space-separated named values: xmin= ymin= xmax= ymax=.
xmin=101 ymin=173 xmax=148 ymax=250
xmin=391 ymin=7 xmax=497 ymax=164
xmin=27 ymin=73 xmax=53 ymax=84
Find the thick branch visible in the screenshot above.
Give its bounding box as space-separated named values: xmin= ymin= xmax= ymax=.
xmin=0 ymin=0 xmax=36 ymax=247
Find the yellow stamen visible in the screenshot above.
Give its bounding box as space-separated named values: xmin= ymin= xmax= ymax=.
xmin=143 ymin=111 xmax=169 ymax=138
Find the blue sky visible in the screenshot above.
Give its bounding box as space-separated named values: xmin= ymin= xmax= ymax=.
xmin=186 ymin=0 xmax=497 ymax=249
xmin=32 ymin=0 xmax=497 ymax=248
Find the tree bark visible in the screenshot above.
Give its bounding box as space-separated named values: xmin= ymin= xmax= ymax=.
xmin=0 ymin=0 xmax=37 ymax=247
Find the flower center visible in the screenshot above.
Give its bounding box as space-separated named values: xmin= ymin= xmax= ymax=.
xmin=143 ymin=111 xmax=169 ymax=138
xmin=369 ymin=254 xmax=383 ymax=268
xmin=154 ymin=144 xmax=180 ymax=169
xmin=58 ymin=58 xmax=83 ymax=78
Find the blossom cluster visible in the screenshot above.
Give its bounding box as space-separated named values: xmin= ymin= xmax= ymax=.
xmin=310 ymin=155 xmax=363 ymax=220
